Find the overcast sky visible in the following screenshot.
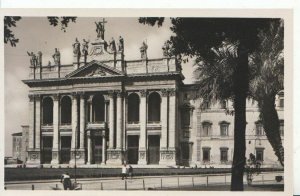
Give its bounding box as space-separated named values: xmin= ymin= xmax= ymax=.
xmin=4 ymin=17 xmax=195 ymax=156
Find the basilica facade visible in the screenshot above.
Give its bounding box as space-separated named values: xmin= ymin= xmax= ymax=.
xmin=22 ymin=23 xmax=284 ymax=168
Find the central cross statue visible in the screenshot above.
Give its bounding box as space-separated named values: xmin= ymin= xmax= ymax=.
xmin=95 ymin=18 xmax=107 ymax=40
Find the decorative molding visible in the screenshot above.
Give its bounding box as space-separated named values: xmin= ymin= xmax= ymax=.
xmin=139 ymin=90 xmax=147 ymax=97
xmin=28 ymin=94 xmax=35 ymax=102
xmin=52 ymin=94 xmax=60 ymax=101
xmin=161 ymin=89 xmax=169 ymax=97
xmin=168 ymin=88 xmax=176 ymax=96
xmin=116 ymin=90 xmax=123 ymax=98
xmin=108 ymin=90 xmax=115 ymax=98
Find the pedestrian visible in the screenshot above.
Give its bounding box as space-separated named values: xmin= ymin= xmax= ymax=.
xmin=128 ymin=165 xmax=133 ymax=179
xmin=122 ymin=164 xmax=127 ymax=180
xmin=61 ymin=172 xmax=72 ymax=190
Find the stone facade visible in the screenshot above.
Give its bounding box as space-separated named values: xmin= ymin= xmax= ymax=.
xmin=22 ymin=24 xmax=284 ymax=168
xmin=11 ymin=125 xmax=29 ymax=163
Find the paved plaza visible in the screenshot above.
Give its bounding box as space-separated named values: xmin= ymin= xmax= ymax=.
xmin=5 ymin=172 xmax=283 ymax=191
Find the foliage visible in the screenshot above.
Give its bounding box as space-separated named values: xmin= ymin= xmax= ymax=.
xmin=47 ymin=17 xmax=77 ymax=32
xmin=4 ymin=16 xmax=21 ymax=47
xmin=4 ymin=16 xmax=77 ymax=47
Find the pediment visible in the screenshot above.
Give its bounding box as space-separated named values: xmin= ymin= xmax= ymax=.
xmin=66 ymin=61 xmax=123 ymax=78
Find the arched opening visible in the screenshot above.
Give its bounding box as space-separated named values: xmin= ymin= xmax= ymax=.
xmin=148 ymin=92 xmax=161 ymax=122
xmin=60 ymin=96 xmax=72 ymax=124
xmin=128 ymin=93 xmax=140 ymax=123
xmin=42 ymin=97 xmax=53 ymax=125
xmin=92 ymin=94 xmax=105 ymax=122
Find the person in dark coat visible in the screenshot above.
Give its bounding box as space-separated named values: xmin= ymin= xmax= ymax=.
xmin=61 ymin=172 xmax=72 ymax=190
xmin=128 ymin=165 xmax=133 ymax=179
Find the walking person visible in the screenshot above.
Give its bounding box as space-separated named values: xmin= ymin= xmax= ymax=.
xmin=128 ymin=165 xmax=133 ymax=179
xmin=121 ymin=164 xmax=127 ymax=180
xmin=61 ymin=172 xmax=72 ymax=190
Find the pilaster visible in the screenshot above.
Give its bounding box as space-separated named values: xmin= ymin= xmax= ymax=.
xmin=51 ymin=94 xmax=60 ymax=165
xmin=138 ymin=90 xmax=147 ymax=165
xmin=70 ymin=93 xmax=78 ymax=165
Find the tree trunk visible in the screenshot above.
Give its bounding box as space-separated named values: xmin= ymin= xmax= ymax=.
xmin=259 ymin=95 xmax=284 ymax=166
xmin=231 ymin=43 xmax=248 ymax=191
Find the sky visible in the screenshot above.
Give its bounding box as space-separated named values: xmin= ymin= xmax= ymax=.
xmin=4 ymin=17 xmax=195 ymax=156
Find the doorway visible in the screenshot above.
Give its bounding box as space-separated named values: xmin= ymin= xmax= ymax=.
xmin=148 ymin=135 xmax=160 ymax=164
xmin=93 ymin=136 xmax=103 ymax=164
xmin=42 ymin=136 xmax=53 ymax=164
xmin=60 ymin=136 xmax=71 ymax=164
xmin=127 ymin=135 xmax=139 ymax=164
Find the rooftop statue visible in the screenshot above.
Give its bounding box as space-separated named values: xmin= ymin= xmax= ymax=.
xmin=52 ymin=48 xmax=61 ymax=65
xmin=37 ymin=51 xmax=42 ymax=66
xmin=118 ymin=36 xmax=124 ymax=52
xmin=109 ymin=37 xmax=116 ymax=53
xmin=95 ymin=19 xmax=107 ymax=40
xmin=82 ymin=39 xmax=89 ymax=65
xmin=140 ymin=41 xmax=148 ymax=59
xmin=73 ymin=38 xmax=81 ymax=65
xmin=27 ymin=51 xmax=37 ymax=67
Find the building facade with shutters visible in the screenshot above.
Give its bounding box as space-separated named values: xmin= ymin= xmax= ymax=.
xmin=22 ymin=25 xmax=284 ymax=168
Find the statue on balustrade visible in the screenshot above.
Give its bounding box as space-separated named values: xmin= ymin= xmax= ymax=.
xmin=27 ymin=51 xmax=37 ymax=67
xmin=37 ymin=51 xmax=42 ymax=67
xmin=118 ymin=36 xmax=124 ymax=52
xmin=109 ymin=37 xmax=116 ymax=53
xmin=82 ymin=39 xmax=89 ymax=65
xmin=95 ymin=21 xmax=105 ymax=40
xmin=52 ymin=48 xmax=61 ymax=65
xmin=140 ymin=41 xmax=148 ymax=59
xmin=73 ymin=38 xmax=81 ymax=65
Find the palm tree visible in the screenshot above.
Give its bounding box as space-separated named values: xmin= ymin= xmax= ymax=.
xmin=249 ymin=19 xmax=284 ymax=166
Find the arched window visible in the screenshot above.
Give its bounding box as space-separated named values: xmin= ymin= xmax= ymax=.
xmin=60 ymin=96 xmax=72 ymax=124
xmin=148 ymin=92 xmax=161 ymax=122
xmin=128 ymin=93 xmax=140 ymax=123
xmin=92 ymin=94 xmax=105 ymax=122
xmin=42 ymin=97 xmax=53 ymax=125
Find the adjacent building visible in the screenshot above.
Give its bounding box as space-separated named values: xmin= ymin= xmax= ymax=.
xmin=22 ymin=22 xmax=284 ymax=168
xmin=11 ymin=125 xmax=29 ymax=163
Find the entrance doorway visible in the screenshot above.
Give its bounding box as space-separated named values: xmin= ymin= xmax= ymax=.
xmin=93 ymin=136 xmax=103 ymax=164
xmin=60 ymin=136 xmax=71 ymax=164
xmin=148 ymin=135 xmax=160 ymax=164
xmin=127 ymin=135 xmax=139 ymax=164
xmin=42 ymin=136 xmax=52 ymax=164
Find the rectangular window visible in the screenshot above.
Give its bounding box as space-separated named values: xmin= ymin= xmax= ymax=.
xmin=202 ymin=148 xmax=210 ymax=162
xmin=202 ymin=123 xmax=211 ymax=136
xmin=256 ymin=123 xmax=264 ymax=136
xmin=220 ymin=148 xmax=228 ymax=162
xmin=256 ymin=148 xmax=264 ymax=161
xmin=220 ymin=124 xmax=229 ymax=136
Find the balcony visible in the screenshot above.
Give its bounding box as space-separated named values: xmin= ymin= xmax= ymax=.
xmin=127 ymin=121 xmax=140 ymax=130
xmin=87 ymin=121 xmax=107 ymax=130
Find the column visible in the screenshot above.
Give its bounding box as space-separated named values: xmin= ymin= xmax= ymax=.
xmin=108 ymin=92 xmax=115 ymax=149
xmin=70 ymin=93 xmax=78 ymax=164
xmin=102 ymin=134 xmax=106 ymax=164
xmin=160 ymin=89 xmax=168 ymax=149
xmin=87 ymin=131 xmax=92 ymax=164
xmin=71 ymin=93 xmax=78 ymax=149
xmin=116 ymin=91 xmax=123 ymax=149
xmin=167 ymin=88 xmax=177 ymax=165
xmin=159 ymin=89 xmax=168 ymax=165
xmin=28 ymin=95 xmax=35 ymax=150
xmin=51 ymin=94 xmax=60 ymax=165
xmin=35 ymin=95 xmax=41 ymax=149
xmin=168 ymin=89 xmax=177 ymax=150
xmin=79 ymin=93 xmax=85 ymax=149
xmin=77 ymin=92 xmax=86 ymax=164
xmin=138 ymin=90 xmax=147 ymax=164
xmin=27 ymin=94 xmax=40 ymax=164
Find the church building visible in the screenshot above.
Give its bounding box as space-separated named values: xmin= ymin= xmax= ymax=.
xmin=22 ymin=20 xmax=284 ymax=168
